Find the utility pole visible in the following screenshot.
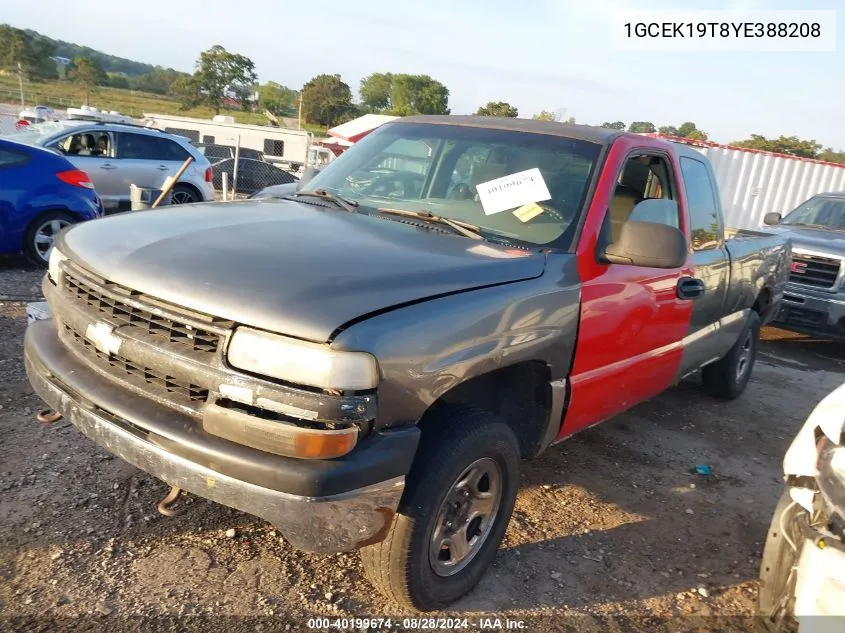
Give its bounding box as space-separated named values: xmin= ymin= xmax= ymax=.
xmin=297 ymin=94 xmax=302 ymax=130
xmin=17 ymin=62 xmax=25 ymax=107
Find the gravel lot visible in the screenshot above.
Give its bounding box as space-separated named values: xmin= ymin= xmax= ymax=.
xmin=1 ymin=255 xmax=844 ymax=632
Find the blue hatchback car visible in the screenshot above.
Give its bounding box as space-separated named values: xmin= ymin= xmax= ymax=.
xmin=0 ymin=137 xmax=103 ymax=265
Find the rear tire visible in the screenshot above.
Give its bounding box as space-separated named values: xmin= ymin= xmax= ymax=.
xmin=23 ymin=211 xmax=75 ymax=267
xmin=169 ymin=184 xmax=201 ymax=205
xmin=360 ymin=406 xmax=520 ymax=611
xmin=702 ymin=310 xmax=760 ymax=400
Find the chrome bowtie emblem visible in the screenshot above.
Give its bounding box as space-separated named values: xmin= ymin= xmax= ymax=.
xmin=85 ymin=321 xmax=122 ymax=355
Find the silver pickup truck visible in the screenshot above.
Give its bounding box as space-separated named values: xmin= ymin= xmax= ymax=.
xmin=25 ymin=116 xmax=790 ymax=611
xmin=761 ymin=191 xmax=845 ymax=341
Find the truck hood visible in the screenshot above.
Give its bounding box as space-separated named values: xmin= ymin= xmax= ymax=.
xmin=758 ymin=225 xmax=845 ymax=257
xmin=60 ymin=200 xmax=546 ymax=342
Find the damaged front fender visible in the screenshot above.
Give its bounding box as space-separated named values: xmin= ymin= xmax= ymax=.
xmin=782 ymin=382 xmax=845 ymax=512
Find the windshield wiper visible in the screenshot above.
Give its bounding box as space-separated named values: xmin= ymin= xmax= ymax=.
xmin=375 ymin=208 xmax=483 ymax=240
xmin=289 ymin=189 xmax=358 ymax=212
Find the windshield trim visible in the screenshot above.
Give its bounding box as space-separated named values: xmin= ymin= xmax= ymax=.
xmin=303 ymin=121 xmax=605 ymax=253
xmin=558 ymin=142 xmax=611 ymax=254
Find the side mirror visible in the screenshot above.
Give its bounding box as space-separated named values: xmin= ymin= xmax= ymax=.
xmin=763 ymin=212 xmax=782 ymax=226
xmin=601 ymin=220 xmax=687 ymax=269
xmin=296 ymin=166 xmax=321 ymax=191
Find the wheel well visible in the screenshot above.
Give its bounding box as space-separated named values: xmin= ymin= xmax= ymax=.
xmin=172 ymin=182 xmax=201 ymax=199
xmin=23 ymin=209 xmax=79 ymax=239
xmin=423 ymin=361 xmax=552 ymax=459
xmin=753 ymin=287 xmax=772 ymax=318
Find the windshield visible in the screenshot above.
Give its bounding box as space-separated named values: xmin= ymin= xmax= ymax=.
xmin=303 ymin=122 xmax=603 ymax=249
xmin=782 ymin=196 xmax=845 ymax=231
xmin=1 ymin=120 xmax=72 ymax=144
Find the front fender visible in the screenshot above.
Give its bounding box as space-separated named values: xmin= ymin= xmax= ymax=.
xmin=331 ymin=253 xmax=582 ymax=428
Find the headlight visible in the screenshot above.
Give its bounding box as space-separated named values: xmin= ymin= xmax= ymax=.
xmin=817 ymin=438 xmax=845 ymax=520
xmin=48 ymin=247 xmax=67 ymax=283
xmin=227 ymin=327 xmax=379 ymax=391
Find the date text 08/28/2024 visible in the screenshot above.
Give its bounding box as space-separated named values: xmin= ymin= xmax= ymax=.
xmin=306 ymin=617 xmax=527 ymax=630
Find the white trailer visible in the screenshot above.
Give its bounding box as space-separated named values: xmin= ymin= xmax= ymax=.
xmin=142 ymin=113 xmax=312 ymax=171
xmin=646 ymin=134 xmax=845 ymax=230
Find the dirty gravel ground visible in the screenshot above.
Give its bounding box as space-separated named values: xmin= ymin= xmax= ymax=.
xmin=1 ymin=255 xmax=844 ymax=632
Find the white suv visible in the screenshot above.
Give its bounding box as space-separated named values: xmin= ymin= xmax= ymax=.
xmin=6 ymin=121 xmax=215 ymax=211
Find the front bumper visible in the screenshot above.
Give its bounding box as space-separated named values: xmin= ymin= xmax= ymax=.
xmin=760 ymin=491 xmax=845 ymax=632
xmin=771 ymin=286 xmax=845 ymax=341
xmin=25 ymin=319 xmax=420 ymax=553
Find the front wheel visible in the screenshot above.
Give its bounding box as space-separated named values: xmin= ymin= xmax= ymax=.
xmin=702 ymin=310 xmax=761 ymax=400
xmin=24 ymin=211 xmax=75 ymax=267
xmin=169 ymin=184 xmax=201 ymax=205
xmin=360 ymin=406 xmax=520 ymax=611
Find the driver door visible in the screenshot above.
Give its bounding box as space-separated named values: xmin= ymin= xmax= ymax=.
xmin=560 ymin=144 xmax=695 ymax=438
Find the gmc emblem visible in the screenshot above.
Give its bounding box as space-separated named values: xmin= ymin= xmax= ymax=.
xmin=790 ymin=262 xmax=808 ymax=274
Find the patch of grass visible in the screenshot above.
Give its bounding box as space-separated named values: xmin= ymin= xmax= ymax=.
xmin=0 ymin=76 xmax=272 ymax=127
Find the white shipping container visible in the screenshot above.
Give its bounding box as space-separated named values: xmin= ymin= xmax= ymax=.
xmin=648 ymin=135 xmax=845 ymax=230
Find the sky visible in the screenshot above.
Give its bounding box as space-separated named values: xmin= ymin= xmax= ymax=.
xmin=4 ymin=0 xmax=844 ymax=148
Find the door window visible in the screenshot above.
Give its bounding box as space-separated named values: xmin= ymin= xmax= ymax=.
xmin=117 ymin=133 xmax=191 ymax=162
xmin=0 ymin=147 xmax=29 ymax=168
xmin=680 ymin=157 xmax=721 ymax=250
xmin=52 ymin=130 xmax=112 ymax=158
xmin=604 ymin=153 xmax=680 ymax=245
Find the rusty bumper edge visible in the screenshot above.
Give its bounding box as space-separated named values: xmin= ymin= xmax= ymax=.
xmin=23 ymin=324 xmax=404 ymax=554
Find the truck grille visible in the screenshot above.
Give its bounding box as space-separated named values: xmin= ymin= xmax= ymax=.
xmin=62 ymin=265 xmax=229 ymax=355
xmin=64 ymin=324 xmax=209 ymax=403
xmin=788 ymin=253 xmax=842 ymax=290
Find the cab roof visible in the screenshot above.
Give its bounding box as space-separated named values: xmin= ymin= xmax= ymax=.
xmin=396 ymin=115 xmax=628 ymax=146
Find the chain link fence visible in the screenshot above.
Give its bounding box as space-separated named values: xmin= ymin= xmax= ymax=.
xmin=205 ymin=136 xmax=300 ymax=199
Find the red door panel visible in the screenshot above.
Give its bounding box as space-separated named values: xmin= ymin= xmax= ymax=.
xmin=558 ymin=138 xmax=695 ymax=440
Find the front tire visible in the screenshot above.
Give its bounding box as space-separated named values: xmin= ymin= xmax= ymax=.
xmin=702 ymin=310 xmax=761 ymax=400
xmin=360 ymin=406 xmax=520 ymax=611
xmin=23 ymin=211 xmax=75 ymax=267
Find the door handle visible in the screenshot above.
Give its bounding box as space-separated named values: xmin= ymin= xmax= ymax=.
xmin=157 ymin=165 xmax=170 ymax=171
xmin=100 ymin=163 xmax=117 ymax=170
xmin=677 ymin=277 xmax=705 ymax=300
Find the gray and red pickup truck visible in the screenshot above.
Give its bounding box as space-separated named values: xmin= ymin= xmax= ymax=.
xmin=25 ymin=116 xmax=791 ymax=610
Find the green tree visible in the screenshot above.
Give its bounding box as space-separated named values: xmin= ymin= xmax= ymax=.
xmin=258 ymin=82 xmax=297 ymax=116
xmin=358 ymin=73 xmax=449 ymax=115
xmin=187 ymin=45 xmax=257 ymax=114
xmin=359 ymin=72 xmax=394 ymax=111
xmin=134 ymin=67 xmax=188 ymax=95
xmin=601 ymin=121 xmax=626 ymax=130
xmin=818 ymin=148 xmax=845 ymax=164
xmin=476 ymin=101 xmax=518 ymax=117
xmin=731 ymin=134 xmax=821 ymax=158
xmin=533 ymin=110 xmax=560 ymax=121
xmin=0 ymin=25 xmax=55 ymax=80
xmin=658 ymin=125 xmax=679 ymax=135
xmin=68 ymin=56 xmax=106 ymax=105
xmin=628 ymin=121 xmax=656 ymax=133
xmin=169 ymin=75 xmax=203 ymax=110
xmin=301 ymin=73 xmax=355 ymax=127
xmin=105 ymin=73 xmax=130 ymax=89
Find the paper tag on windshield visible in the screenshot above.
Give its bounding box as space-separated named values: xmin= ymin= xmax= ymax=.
xmin=476 ymin=168 xmax=551 ymax=216
xmin=512 ymin=202 xmax=545 ymax=223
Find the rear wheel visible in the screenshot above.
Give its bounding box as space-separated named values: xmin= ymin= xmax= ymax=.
xmin=360 ymin=406 xmax=520 ymax=611
xmin=24 ymin=211 xmax=75 ymax=267
xmin=702 ymin=310 xmax=761 ymax=400
xmin=170 ymin=184 xmax=200 ymax=205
